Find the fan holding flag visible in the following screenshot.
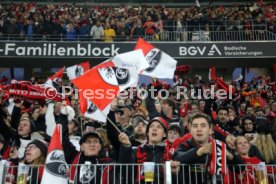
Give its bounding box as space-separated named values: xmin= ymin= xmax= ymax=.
xmin=53 ymin=102 xmax=118 ymax=184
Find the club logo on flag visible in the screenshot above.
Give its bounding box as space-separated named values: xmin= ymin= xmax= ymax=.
xmin=87 ymin=101 xmax=97 ymax=114
xmin=52 ymin=77 xmax=62 ymax=89
xmin=145 ymin=48 xmax=162 ymax=72
xmin=75 ymin=66 xmax=84 ymax=78
xmin=98 ymin=67 xmax=130 ymax=86
xmin=45 ymin=150 xmax=68 ymax=178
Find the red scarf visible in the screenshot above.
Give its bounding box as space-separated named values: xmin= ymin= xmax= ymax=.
xmin=135 ymin=142 xmax=170 ymax=183
xmin=69 ymin=152 xmax=113 ymax=184
xmin=210 ymin=139 xmax=228 ymax=184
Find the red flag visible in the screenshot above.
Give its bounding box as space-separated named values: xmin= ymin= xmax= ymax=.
xmin=45 ymin=67 xmax=65 ymax=90
xmin=66 ymin=61 xmax=90 ymax=80
xmin=73 ymin=51 xmax=145 ymax=113
xmin=72 ymin=62 xmax=139 ymax=110
xmin=209 ymin=66 xmax=217 ymax=81
xmin=79 ymin=90 xmax=110 ymax=122
xmin=135 ymin=38 xmax=177 ymax=79
xmin=41 ymin=124 xmax=68 ymax=184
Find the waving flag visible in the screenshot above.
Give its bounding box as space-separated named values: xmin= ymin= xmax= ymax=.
xmin=79 ymin=90 xmax=110 ymax=122
xmin=73 ymin=51 xmax=147 ymax=119
xmin=97 ymin=49 xmax=149 ymax=73
xmin=66 ymin=61 xmax=90 ymax=80
xmin=41 ymin=124 xmax=68 ymax=184
xmin=72 ymin=62 xmax=139 ymax=110
xmin=134 ymin=38 xmax=177 ymax=79
xmin=45 ymin=67 xmax=65 ymax=90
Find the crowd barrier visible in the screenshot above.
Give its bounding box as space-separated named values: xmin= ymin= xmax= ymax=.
xmin=1 ymin=161 xmax=275 ymax=184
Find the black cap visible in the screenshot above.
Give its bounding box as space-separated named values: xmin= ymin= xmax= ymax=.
xmin=27 ymin=139 xmax=48 ymax=158
xmin=256 ymin=123 xmax=271 ymax=135
xmin=132 ymin=115 xmax=148 ymax=128
xmin=146 ymin=117 xmax=169 ymax=137
xmin=79 ymin=132 xmax=103 ymax=145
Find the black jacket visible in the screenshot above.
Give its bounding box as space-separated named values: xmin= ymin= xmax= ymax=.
xmin=119 ymin=143 xmax=169 ymax=184
xmin=57 ymin=113 xmax=118 ymax=184
xmin=173 ymin=138 xmax=245 ymax=184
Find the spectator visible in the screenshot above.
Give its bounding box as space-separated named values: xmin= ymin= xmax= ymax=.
xmin=234 ymin=136 xmax=263 ymax=184
xmin=129 ymin=115 xmax=148 ymax=146
xmin=252 ymin=123 xmax=276 ymax=164
xmin=79 ymin=22 xmax=91 ymax=41
xmin=5 ymin=18 xmax=19 ymax=39
xmin=90 ymin=20 xmax=104 ymax=41
xmin=68 ymin=118 xmax=81 ymax=151
xmin=103 ymin=22 xmax=116 ymax=42
xmin=119 ymin=117 xmax=170 ymax=183
xmin=144 ymin=16 xmax=156 ymax=40
xmin=6 ymin=139 xmax=48 ymax=183
xmin=0 ymin=134 xmax=11 ymax=160
xmin=31 ymin=105 xmax=46 ymax=133
xmin=241 ymin=116 xmax=256 ymax=135
xmin=131 ymin=20 xmax=145 ymax=41
xmin=65 ymin=23 xmax=76 ymax=41
xmin=57 ymin=103 xmax=118 ymax=183
xmin=115 ymin=21 xmax=129 ymax=41
xmin=172 ymin=113 xmax=244 ymax=184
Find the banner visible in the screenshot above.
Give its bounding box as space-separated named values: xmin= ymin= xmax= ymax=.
xmin=0 ymin=41 xmax=276 ymax=58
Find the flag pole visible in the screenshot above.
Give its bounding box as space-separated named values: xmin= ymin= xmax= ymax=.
xmin=95 ymin=108 xmax=122 ymax=134
xmin=81 ymin=104 xmax=122 ymax=134
xmin=106 ymin=115 xmax=122 ymax=134
xmin=80 ymin=116 xmax=84 ymax=136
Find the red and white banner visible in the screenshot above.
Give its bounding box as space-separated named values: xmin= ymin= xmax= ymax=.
xmin=79 ymin=91 xmax=110 ymax=122
xmin=72 ymin=62 xmax=139 ymax=110
xmin=41 ymin=124 xmax=68 ymax=184
xmin=134 ymin=38 xmax=177 ymax=79
xmin=45 ymin=67 xmax=65 ymax=89
xmin=66 ymin=61 xmax=90 ymax=80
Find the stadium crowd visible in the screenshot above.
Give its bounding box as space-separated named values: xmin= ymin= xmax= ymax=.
xmin=0 ymin=70 xmax=275 ymax=183
xmin=0 ymin=2 xmax=276 ymax=41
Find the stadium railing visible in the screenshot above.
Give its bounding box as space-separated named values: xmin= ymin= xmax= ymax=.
xmin=0 ymin=30 xmax=275 ymax=42
xmin=1 ymin=162 xmax=276 ymax=184
xmin=1 ymin=19 xmax=276 ymax=42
